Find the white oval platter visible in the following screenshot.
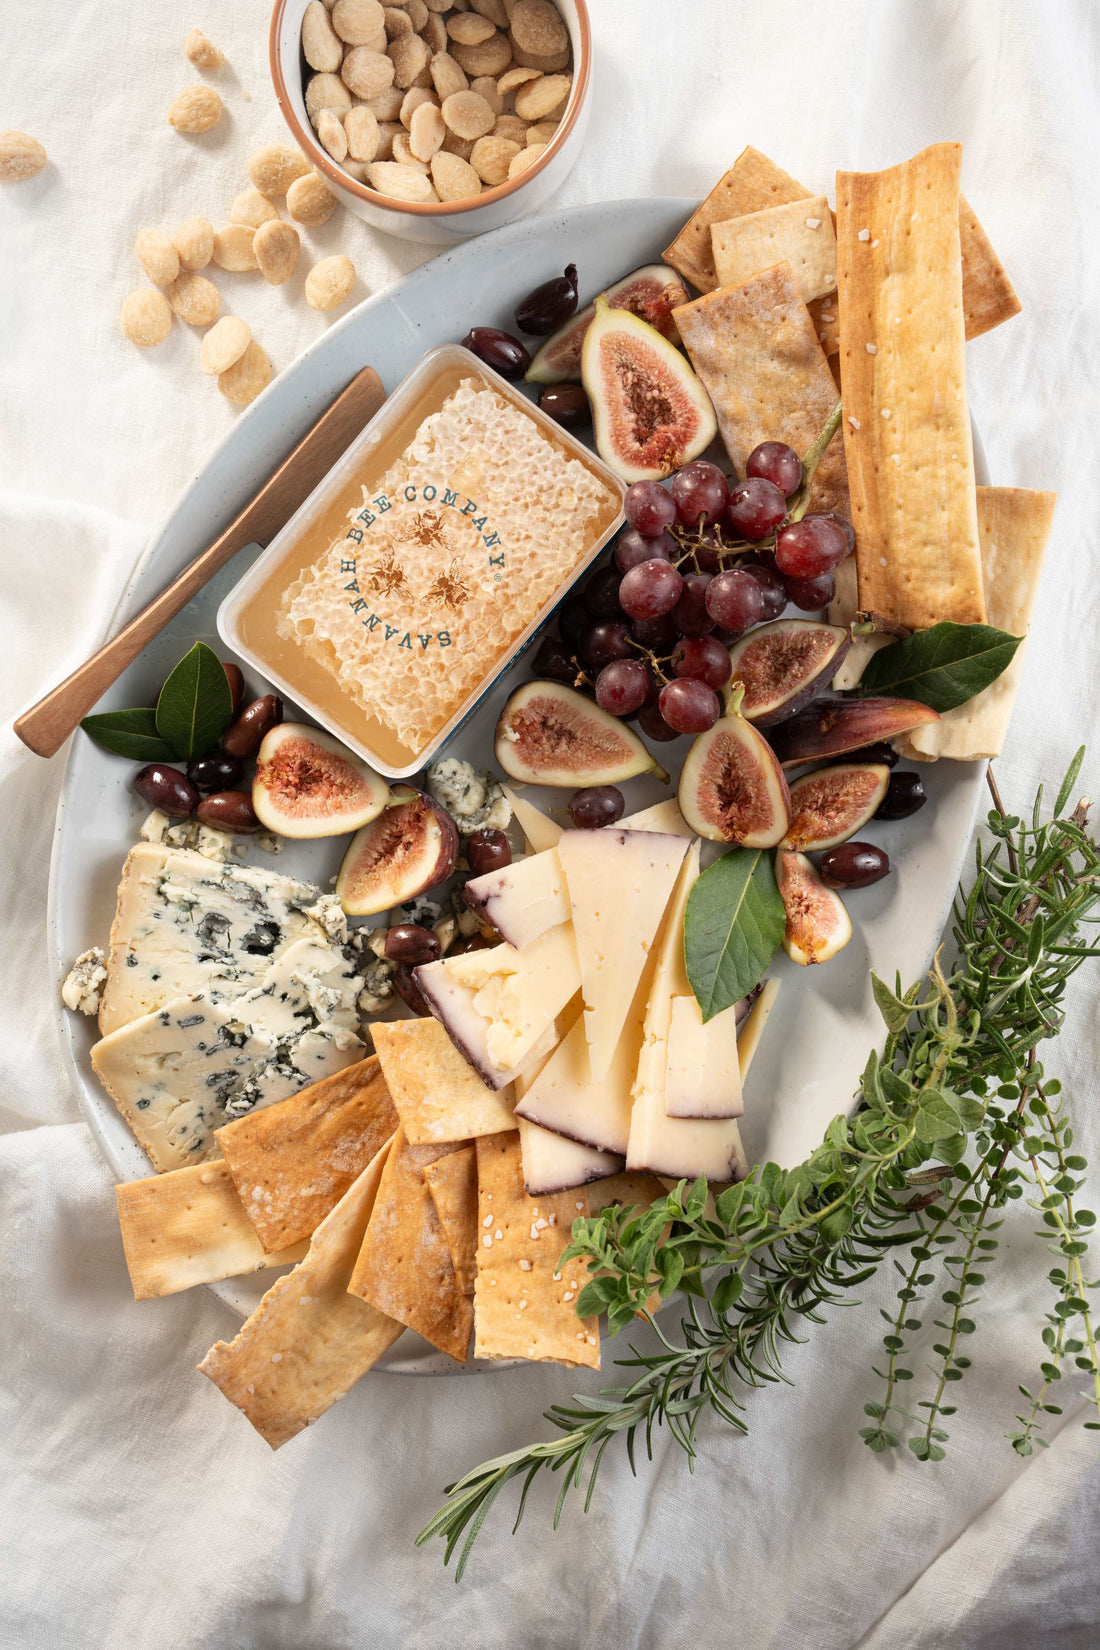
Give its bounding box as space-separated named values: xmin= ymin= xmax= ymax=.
xmin=48 ymin=198 xmax=988 ymax=1373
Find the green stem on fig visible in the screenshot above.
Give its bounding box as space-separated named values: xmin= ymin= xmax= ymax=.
xmin=788 ymin=398 xmax=844 ymax=523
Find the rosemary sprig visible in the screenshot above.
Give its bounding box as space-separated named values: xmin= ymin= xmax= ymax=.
xmin=418 ymin=754 xmax=1100 ymax=1577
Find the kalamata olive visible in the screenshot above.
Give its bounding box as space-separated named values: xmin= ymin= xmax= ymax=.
xmin=514 ymin=263 xmax=579 ymax=335
xmin=385 ymin=923 xmax=442 ymax=966
xmin=392 ymin=963 xmax=430 ymax=1016
xmin=187 ymin=749 xmax=245 ymax=793
xmin=449 ymin=932 xmax=492 ymax=956
xmin=134 ymin=763 xmax=199 ymax=818
xmin=538 ymin=383 xmax=590 ymax=428
xmin=820 ymin=842 xmax=891 ymax=889
xmin=876 ymin=771 xmax=927 ymax=820
xmin=467 ymin=828 xmax=512 ymax=875
xmin=831 ymin=742 xmax=899 ymax=770
xmin=222 ymin=661 xmax=246 ymax=717
xmin=222 ymin=694 xmax=283 ymax=759
xmin=461 ymin=327 xmax=531 ymax=379
xmin=196 ymin=790 xmax=261 ymax=833
xmin=584 ymin=566 xmax=624 ymax=619
xmin=570 ymin=785 xmax=624 ymax=828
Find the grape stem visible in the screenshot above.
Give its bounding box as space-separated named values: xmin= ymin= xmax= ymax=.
xmin=788 ymin=398 xmax=844 ymax=523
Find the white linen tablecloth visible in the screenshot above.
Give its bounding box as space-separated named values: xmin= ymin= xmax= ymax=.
xmin=3 ymin=1 xmax=1099 ymax=1645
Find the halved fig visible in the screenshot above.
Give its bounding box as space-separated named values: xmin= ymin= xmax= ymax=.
xmin=677 ymin=702 xmax=791 ymax=846
xmin=783 ymin=762 xmax=891 ymax=850
xmin=727 ymin=620 xmax=851 ymax=727
xmin=251 ymin=723 xmax=390 ymax=839
xmin=774 ymin=848 xmax=852 ymax=965
xmin=336 ymin=785 xmax=458 ymax=916
xmin=582 ymin=297 xmax=717 ymax=482
xmin=526 ymin=264 xmax=690 ymax=384
xmin=768 ymin=697 xmax=941 ymax=768
xmin=495 ymin=680 xmax=666 ymax=787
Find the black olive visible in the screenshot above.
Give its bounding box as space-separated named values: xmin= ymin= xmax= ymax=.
xmin=461 ymin=327 xmax=531 ymax=379
xmin=134 ymin=764 xmax=199 ymax=818
xmin=876 ymin=771 xmax=927 ymax=819
xmin=538 ymin=382 xmax=590 ymax=428
xmin=187 ymin=749 xmax=245 ymax=792
xmin=515 ymin=263 xmax=579 ymax=335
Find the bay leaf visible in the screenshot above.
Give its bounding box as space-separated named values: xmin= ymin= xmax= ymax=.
xmin=856 ymin=622 xmax=1022 ymax=712
xmin=155 ymin=641 xmax=233 ymax=762
xmin=684 ymin=848 xmax=786 ymax=1023
xmin=80 ymin=707 xmax=175 ymax=762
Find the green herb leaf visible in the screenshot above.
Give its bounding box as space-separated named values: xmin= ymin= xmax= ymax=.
xmin=684 ymin=848 xmax=786 ymax=1022
xmin=856 ymin=622 xmax=1023 ymax=712
xmin=80 ymin=707 xmax=175 ymax=762
xmin=154 ymin=642 xmax=234 ymax=762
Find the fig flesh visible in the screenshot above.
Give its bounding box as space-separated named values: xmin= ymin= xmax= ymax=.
xmin=727 ymin=620 xmax=851 ymax=727
xmin=526 ymin=264 xmax=690 ymax=385
xmin=251 ymin=723 xmax=390 ymax=839
xmin=495 ymin=680 xmax=666 ymax=787
xmin=582 ymin=297 xmax=717 ymax=483
xmin=336 ymin=784 xmax=458 ymax=916
xmin=768 ymin=697 xmax=941 ymax=769
xmin=774 ymin=848 xmax=852 ymax=965
xmin=677 ymin=708 xmax=791 ymax=846
xmin=782 ymin=762 xmax=891 ymax=851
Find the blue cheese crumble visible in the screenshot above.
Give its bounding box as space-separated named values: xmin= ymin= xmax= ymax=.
xmin=425 ymin=758 xmax=512 ymax=837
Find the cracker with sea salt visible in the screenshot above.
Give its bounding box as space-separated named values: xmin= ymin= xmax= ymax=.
xmin=473 ymin=1131 xmax=599 ymax=1369
xmin=421 ymin=1145 xmax=478 ymax=1296
xmin=348 ymin=1126 xmax=473 ymax=1361
xmin=673 ymin=264 xmax=849 ymax=515
xmin=836 ymin=142 xmax=985 ymax=628
xmin=371 ymin=1017 xmax=516 ymax=1144
xmin=197 ymin=1138 xmax=402 ymax=1448
xmin=215 ymin=1056 xmax=398 ymax=1253
xmin=895 ymin=487 xmax=1056 ymax=761
xmin=958 ymin=195 xmax=1022 ymax=340
xmin=116 ymin=1161 xmax=307 ymax=1301
xmin=711 ymin=196 xmax=837 ymax=305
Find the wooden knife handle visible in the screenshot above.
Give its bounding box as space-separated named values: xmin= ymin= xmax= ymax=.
xmin=14 ymin=365 xmax=386 ymax=758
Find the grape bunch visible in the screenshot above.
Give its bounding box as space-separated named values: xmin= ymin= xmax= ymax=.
xmin=535 ymin=440 xmax=856 ymax=740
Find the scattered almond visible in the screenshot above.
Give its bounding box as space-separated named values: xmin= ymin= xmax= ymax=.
xmin=367 ymin=84 xmax=404 ymax=120
xmin=491 ymin=112 xmax=527 ymax=145
xmin=511 ymin=43 xmax=569 ymax=71
xmin=471 ymin=0 xmax=509 ymax=24
xmin=409 ymin=100 xmax=447 ymax=160
xmin=287 ymin=170 xmax=338 ymax=224
xmin=173 ymin=216 xmax=214 ymax=271
xmin=441 ymin=89 xmax=495 ymax=139
xmin=218 ymin=339 xmax=272 ymax=405
xmin=430 ymin=51 xmax=469 ymax=99
xmin=383 ymin=5 xmax=413 ymax=37
xmin=390 ymin=131 xmax=428 ymax=171
xmin=442 ymin=130 xmax=476 ymax=161
xmin=230 ymin=186 xmax=278 ymax=229
xmin=135 ymin=228 xmax=180 ymax=286
xmin=167 ymin=270 xmax=221 ymax=325
xmin=253 ymin=218 xmax=301 ymax=285
xmin=212 ymin=224 xmax=258 ymax=272
xmin=305 ymin=254 xmax=357 ymax=311
xmin=524 ymin=119 xmax=558 ymax=144
xmin=509 ymin=0 xmax=568 ymax=56
xmin=317 ymin=106 xmax=349 ymax=161
xmin=167 ymin=84 xmax=222 ymax=133
xmin=306 ymin=71 xmax=353 ymax=124
xmin=507 ymin=139 xmax=545 ymax=178
xmin=344 ymin=105 xmax=381 ymax=161
xmin=421 ymin=11 xmax=447 ymax=53
xmin=404 ymin=0 xmax=429 ymax=27
xmin=446 ymin=11 xmax=495 ymax=44
xmin=120 ymin=288 xmax=173 ymax=347
xmin=302 ymin=0 xmax=344 ymax=70
xmin=375 ymin=121 xmax=402 ymax=160
xmin=343 ymin=158 xmax=371 ymax=182
xmin=0 ymin=130 xmax=47 ymax=182
xmin=331 ymin=0 xmax=386 ymax=44
xmin=431 ymin=149 xmax=482 ymax=201
xmin=248 ymin=143 xmax=311 ymax=196
xmin=497 ymin=65 xmax=539 ymax=94
xmin=184 ymin=28 xmax=224 ymax=70
xmin=200 ymin=315 xmax=251 ymax=374
xmin=388 ymin=33 xmax=431 ymax=87
xmin=342 ymin=44 xmax=397 ymax=98
xmin=513 ymin=72 xmax=569 ymax=120
xmin=470 ymin=132 xmax=520 ymax=185
xmin=366 ymin=159 xmax=436 ymax=201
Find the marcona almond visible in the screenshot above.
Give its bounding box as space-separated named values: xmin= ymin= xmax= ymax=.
xmin=430 ymin=51 xmax=468 ymax=99
xmin=200 ymin=315 xmax=251 ymax=374
xmin=135 ymin=228 xmax=180 ymax=286
xmin=375 ymin=121 xmax=401 ymax=160
xmin=451 ymin=34 xmax=512 ymax=77
xmin=471 ymin=0 xmax=509 ymax=24
xmin=343 ymin=158 xmax=370 ymax=182
xmin=492 ymin=113 xmax=527 ymax=144
xmin=344 ymin=105 xmax=381 ymax=161
xmin=409 ymin=102 xmax=446 ymax=161
xmin=306 ymin=71 xmax=353 ymax=124
xmin=305 ymin=254 xmax=357 ymax=311
xmin=218 ymin=340 xmax=272 ymax=405
xmin=497 ymin=65 xmax=538 ymax=94
xmin=342 ymin=45 xmax=396 ymax=99
xmin=524 ymin=119 xmax=558 ymax=144
xmin=423 ymin=0 xmax=450 ymax=10
xmin=173 ymin=216 xmax=214 ymax=271
xmin=254 ymin=219 xmax=301 ymax=285
xmin=430 ymin=150 xmax=482 ymax=202
xmin=248 ymin=143 xmax=311 ymax=196
xmin=400 ymin=86 xmax=437 ymax=126
xmin=404 ymin=0 xmax=429 ymax=26
xmin=441 ymin=89 xmax=495 ymax=139
xmin=167 ymin=270 xmax=221 ymax=325
xmin=442 ymin=129 xmax=476 ymax=160
xmin=513 ymin=72 xmax=569 ymax=120
xmin=383 ymin=5 xmax=412 ymax=37
xmin=120 ymin=288 xmax=173 ymax=347
xmin=470 ymin=74 xmax=503 ymax=112
xmin=317 ymin=107 xmax=349 ymax=161
xmin=0 ymin=130 xmax=47 ymax=182
xmin=446 ymin=11 xmax=495 ymax=44
xmin=507 ymin=140 xmax=546 ymax=178
xmin=302 ymin=0 xmax=344 ymax=70
xmin=287 ymin=170 xmax=338 ymax=224
xmin=212 ymin=224 xmax=258 ymax=272
xmin=509 ymin=0 xmax=567 ymax=56
xmin=230 ymin=186 xmax=278 ymax=228
xmin=367 ymin=84 xmax=404 ymax=120
xmin=331 ymin=0 xmax=385 ymax=44
xmin=511 ymin=43 xmax=569 ymax=72
xmin=387 ymin=34 xmax=430 ymax=88
xmin=421 ymin=12 xmax=447 ymax=53
xmin=184 ymin=28 xmax=224 ymax=70
xmin=366 ymin=160 xmax=436 ymax=202
xmin=470 ymin=133 xmax=520 ymax=185
xmin=391 ymin=131 xmax=429 ymax=172
xmin=167 ymin=84 xmax=222 ymax=133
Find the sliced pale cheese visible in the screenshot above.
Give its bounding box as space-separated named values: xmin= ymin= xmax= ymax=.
xmin=737 ymin=978 xmax=780 ymax=1074
xmin=664 ymin=993 xmax=743 ymax=1120
xmin=518 ymin=1118 xmax=623 ymax=1196
xmin=501 ymin=785 xmax=562 ymax=853
xmin=558 ymin=828 xmax=691 ymax=1082
xmin=463 ymin=847 xmax=569 ymax=949
xmin=514 ymin=1007 xmax=638 ymax=1155
xmin=619 ymin=798 xmax=694 ymax=837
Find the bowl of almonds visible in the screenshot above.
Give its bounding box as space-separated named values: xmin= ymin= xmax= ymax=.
xmin=270 ymin=0 xmax=591 ymax=242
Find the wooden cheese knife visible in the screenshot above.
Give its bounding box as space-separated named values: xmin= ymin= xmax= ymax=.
xmin=14 ymin=365 xmax=387 ymax=758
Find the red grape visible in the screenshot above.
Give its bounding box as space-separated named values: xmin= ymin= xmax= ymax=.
xmin=619 ymin=558 xmax=683 ymax=620
xmin=672 ymin=635 xmax=732 ymax=689
xmin=783 ymin=568 xmax=836 ymax=610
xmin=615 ymin=526 xmax=675 ymax=573
xmin=658 ymin=677 xmax=720 ymax=735
xmin=724 ymin=477 xmax=787 ymax=541
xmin=705 ymin=568 xmax=764 ymax=633
xmin=746 ymin=441 xmax=802 ymax=497
xmin=631 ymin=614 xmax=679 ymax=653
xmin=817 ymin=510 xmax=855 ymax=553
xmin=637 ymin=695 xmax=680 ymax=741
xmin=624 ymin=480 xmax=677 ymax=537
xmin=670 ymin=571 xmax=715 ymax=637
xmin=668 ymin=461 xmax=729 ymax=528
xmin=775 ymin=514 xmax=849 ymax=579
xmin=534 ymin=634 xmax=576 ymax=683
xmin=584 ymin=566 xmax=625 ymax=619
xmin=595 ymin=657 xmax=649 ymax=715
xmin=582 ymin=620 xmax=633 ymax=670
xmin=742 ymin=558 xmax=788 ymax=622
xmin=570 ymin=785 xmax=625 ymax=828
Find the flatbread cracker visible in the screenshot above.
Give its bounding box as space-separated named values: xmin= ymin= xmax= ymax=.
xmin=422 ymin=1146 xmax=478 ymax=1296
xmin=349 ymin=1126 xmax=472 ymax=1361
xmin=958 ymin=196 xmax=1021 ymax=339
xmin=673 ymin=264 xmax=849 ymax=515
xmin=473 ymin=1132 xmax=599 ymax=1369
xmin=896 ymin=487 xmax=1055 ymax=761
xmin=836 ymin=143 xmax=985 ymax=627
xmin=371 ymin=1017 xmax=516 ymax=1145
xmin=711 ymin=196 xmax=837 ymax=304
xmin=215 ymin=1057 xmax=398 ymax=1253
xmin=197 ymin=1138 xmax=402 ymax=1448
xmin=115 ymin=1161 xmax=306 ymax=1301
